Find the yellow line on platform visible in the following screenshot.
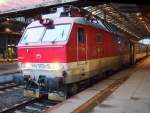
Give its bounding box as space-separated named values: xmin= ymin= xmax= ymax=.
xmin=72 ymin=70 xmax=136 ymax=113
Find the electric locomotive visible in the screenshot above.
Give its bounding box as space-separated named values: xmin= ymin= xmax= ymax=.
xmin=18 ymin=6 xmax=149 ymax=101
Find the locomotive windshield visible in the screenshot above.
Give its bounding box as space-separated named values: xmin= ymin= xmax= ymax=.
xmin=42 ymin=24 xmax=71 ymax=42
xmin=20 ymin=24 xmax=71 ymax=44
xmin=20 ymin=27 xmax=45 ymax=44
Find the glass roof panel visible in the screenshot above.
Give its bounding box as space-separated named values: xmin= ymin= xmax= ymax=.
xmin=0 ymin=0 xmax=54 ymax=13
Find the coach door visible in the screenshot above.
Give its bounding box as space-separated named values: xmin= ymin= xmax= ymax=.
xmin=130 ymin=43 xmax=135 ymax=64
xmin=77 ymin=27 xmax=87 ymax=63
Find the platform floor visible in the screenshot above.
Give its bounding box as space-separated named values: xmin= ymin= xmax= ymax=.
xmin=0 ymin=63 xmax=19 ymax=75
xmin=90 ymin=57 xmax=150 ymax=113
xmin=43 ymin=57 xmax=150 ymax=113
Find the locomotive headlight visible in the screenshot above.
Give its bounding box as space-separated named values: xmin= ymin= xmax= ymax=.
xmin=18 ymin=62 xmax=31 ymax=70
xmin=24 ymin=63 xmax=31 ymax=69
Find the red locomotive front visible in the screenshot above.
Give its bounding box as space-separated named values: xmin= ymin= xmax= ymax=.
xmin=18 ymin=15 xmax=75 ymax=100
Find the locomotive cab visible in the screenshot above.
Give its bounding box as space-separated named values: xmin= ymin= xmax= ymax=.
xmin=18 ymin=6 xmax=88 ymax=100
xmin=18 ymin=16 xmax=73 ymax=100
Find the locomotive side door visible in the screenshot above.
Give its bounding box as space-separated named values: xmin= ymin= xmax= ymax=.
xmin=77 ymin=27 xmax=87 ymax=63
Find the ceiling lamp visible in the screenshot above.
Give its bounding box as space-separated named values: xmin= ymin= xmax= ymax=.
xmin=6 ymin=18 xmax=10 ymax=21
xmin=136 ymin=13 xmax=140 ymax=16
xmin=5 ymin=28 xmax=11 ymax=32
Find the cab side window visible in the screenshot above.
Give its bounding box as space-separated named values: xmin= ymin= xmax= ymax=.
xmin=78 ymin=28 xmax=85 ymax=43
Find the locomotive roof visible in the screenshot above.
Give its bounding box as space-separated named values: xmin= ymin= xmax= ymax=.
xmin=27 ymin=17 xmax=124 ymax=36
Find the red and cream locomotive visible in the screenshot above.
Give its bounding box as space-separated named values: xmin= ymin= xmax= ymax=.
xmin=18 ymin=6 xmax=150 ymax=100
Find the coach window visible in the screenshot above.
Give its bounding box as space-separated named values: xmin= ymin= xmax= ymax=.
xmin=96 ymin=34 xmax=103 ymax=44
xmin=78 ymin=28 xmax=85 ymax=43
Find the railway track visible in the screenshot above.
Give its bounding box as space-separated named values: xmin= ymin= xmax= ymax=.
xmin=0 ymin=82 xmax=24 ymax=91
xmin=0 ymin=98 xmax=37 ymax=113
xmin=0 ymin=82 xmax=58 ymax=113
xmin=0 ymin=97 xmax=58 ymax=113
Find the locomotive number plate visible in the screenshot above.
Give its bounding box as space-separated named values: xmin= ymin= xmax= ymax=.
xmin=31 ymin=64 xmax=49 ymax=70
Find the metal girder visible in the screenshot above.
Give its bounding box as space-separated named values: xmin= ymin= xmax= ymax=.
xmin=84 ymin=3 xmax=150 ymax=40
xmin=84 ymin=5 xmax=140 ymax=39
xmin=110 ymin=4 xmax=150 ymax=39
xmin=111 ymin=4 xmax=150 ymax=37
xmin=109 ymin=4 xmax=143 ymax=37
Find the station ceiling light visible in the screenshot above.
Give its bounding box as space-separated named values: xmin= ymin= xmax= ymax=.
xmin=6 ymin=18 xmax=10 ymax=21
xmin=0 ymin=0 xmax=9 ymax=4
xmin=136 ymin=12 xmax=140 ymax=16
xmin=5 ymin=28 xmax=11 ymax=32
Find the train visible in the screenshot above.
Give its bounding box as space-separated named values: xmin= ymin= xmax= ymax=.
xmin=17 ymin=6 xmax=150 ymax=101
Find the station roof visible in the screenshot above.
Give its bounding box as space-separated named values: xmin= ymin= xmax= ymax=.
xmin=0 ymin=0 xmax=150 ymax=40
xmin=0 ymin=0 xmax=79 ymax=15
xmin=84 ymin=4 xmax=150 ymax=40
xmin=0 ymin=0 xmax=54 ymax=13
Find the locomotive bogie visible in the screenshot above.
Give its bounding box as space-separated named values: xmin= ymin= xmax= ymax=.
xmin=24 ymin=89 xmax=40 ymax=98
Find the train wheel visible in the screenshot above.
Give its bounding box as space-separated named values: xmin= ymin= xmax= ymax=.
xmin=68 ymin=83 xmax=78 ymax=96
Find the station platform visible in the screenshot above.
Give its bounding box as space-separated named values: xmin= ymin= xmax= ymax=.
xmin=90 ymin=57 xmax=150 ymax=113
xmin=43 ymin=57 xmax=150 ymax=113
xmin=0 ymin=63 xmax=20 ymax=83
xmin=0 ymin=63 xmax=19 ymax=75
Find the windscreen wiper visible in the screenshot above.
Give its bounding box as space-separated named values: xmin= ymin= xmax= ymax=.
xmin=51 ymin=37 xmax=58 ymax=44
xmin=61 ymin=29 xmax=64 ymax=38
xmin=25 ymin=43 xmax=29 ymax=45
